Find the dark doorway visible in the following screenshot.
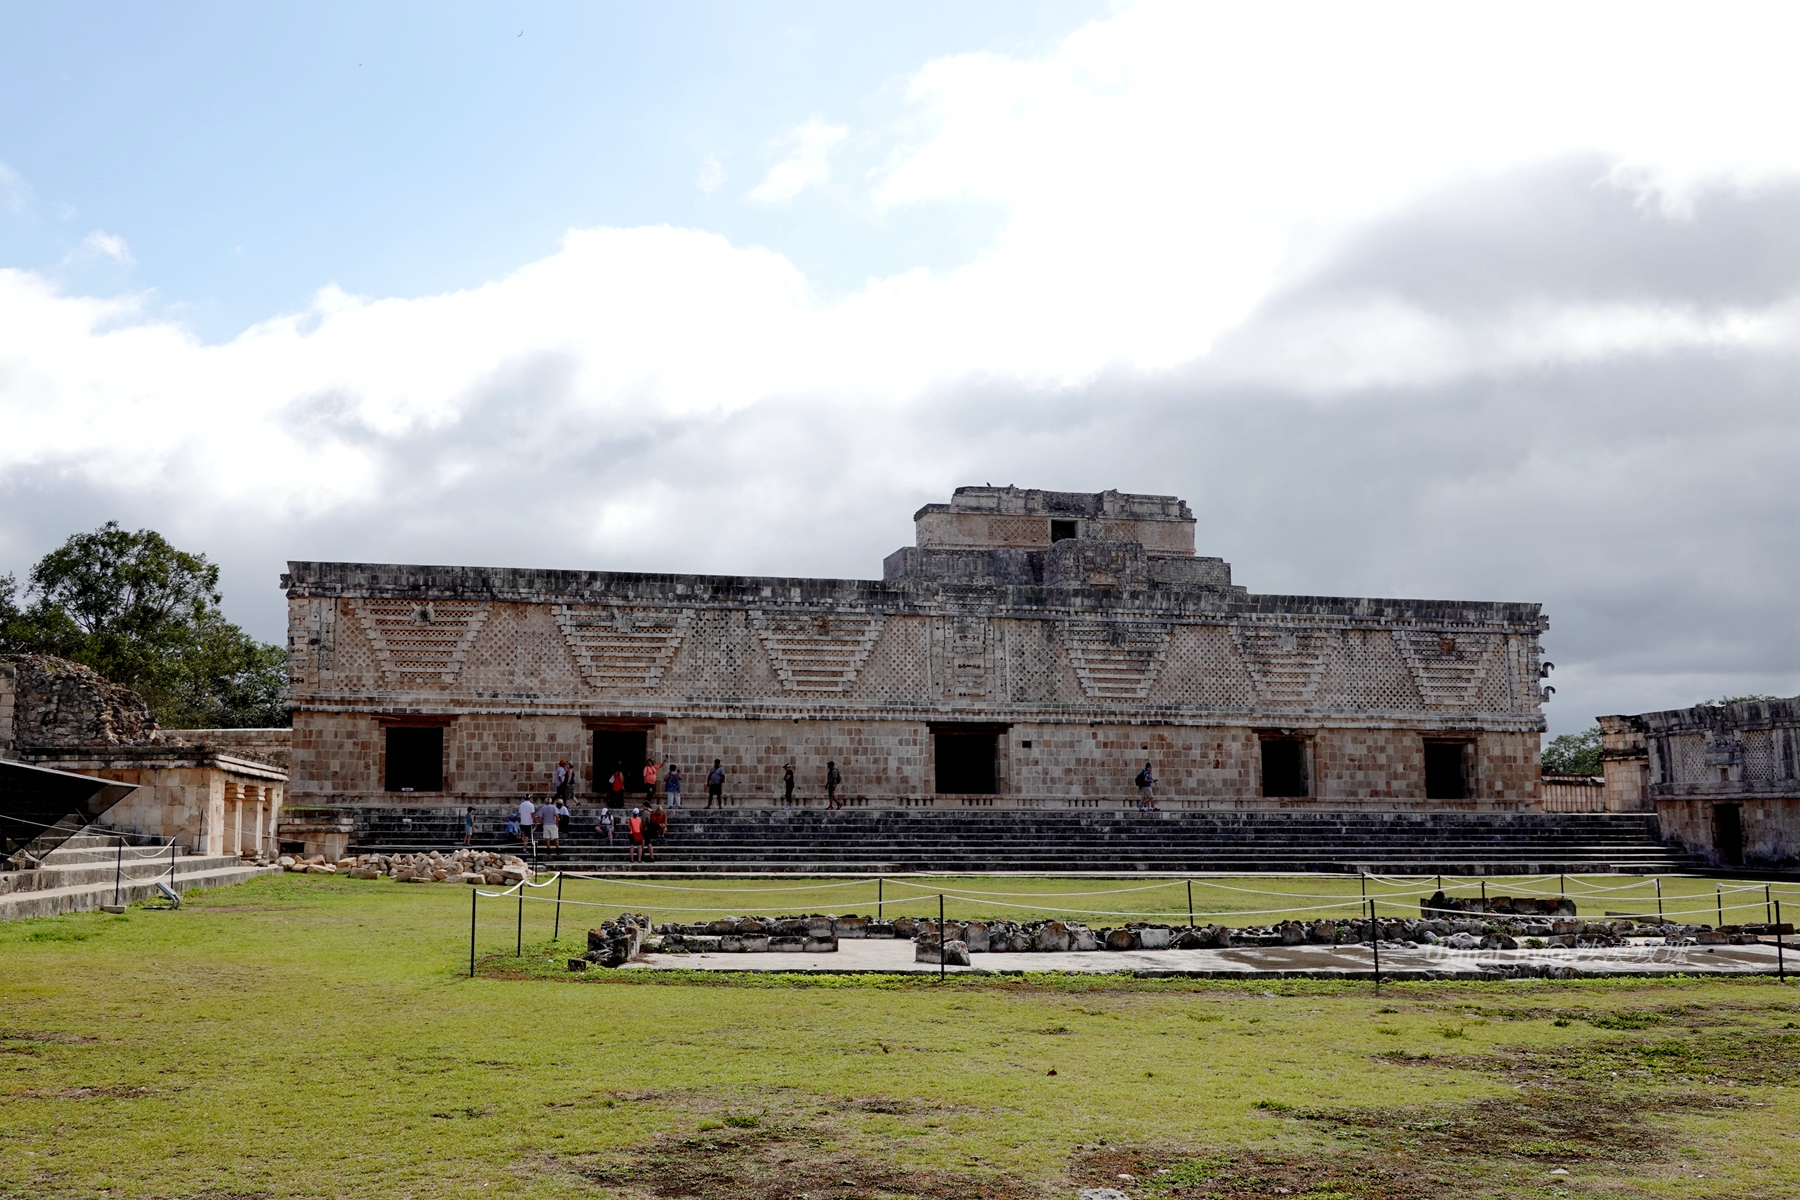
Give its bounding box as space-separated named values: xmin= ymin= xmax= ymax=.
xmin=1713 ymin=803 xmax=1744 ymax=866
xmin=1049 ymin=519 xmax=1078 ymax=543
xmin=1261 ymin=739 xmax=1306 ymax=798
xmin=935 ymin=732 xmax=997 ymax=794
xmin=592 ymin=730 xmax=648 ymax=795
xmin=385 ymin=726 xmax=443 ymax=792
xmin=1424 ymin=741 xmax=1468 ymax=800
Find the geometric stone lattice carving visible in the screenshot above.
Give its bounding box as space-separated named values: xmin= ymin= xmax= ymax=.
xmin=1065 ymin=622 xmax=1171 ymax=700
xmin=752 ymin=611 xmax=886 ymax=695
xmin=553 ymin=605 xmax=693 ymax=692
xmin=1233 ymin=625 xmax=1333 ymax=707
xmin=352 ymin=600 xmax=491 ymax=687
xmin=1394 ymin=630 xmax=1497 ymax=709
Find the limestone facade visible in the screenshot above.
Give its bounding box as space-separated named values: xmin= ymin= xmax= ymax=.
xmin=1601 ymin=697 xmax=1800 ymax=868
xmin=283 ymin=487 xmax=1549 ymax=815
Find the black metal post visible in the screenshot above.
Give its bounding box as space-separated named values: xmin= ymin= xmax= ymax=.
xmin=939 ymin=893 xmax=946 ymax=982
xmin=1656 ymin=877 xmax=1663 ymax=922
xmin=470 ymin=887 xmax=477 ymax=978
xmin=1187 ymin=879 xmax=1194 ymax=928
xmin=1766 ymin=885 xmax=1773 ymax=928
xmin=1777 ymin=900 xmax=1785 ymax=983
xmin=517 ymin=885 xmax=524 ymax=956
xmin=1369 ymin=898 xmax=1380 ymax=994
xmin=878 ymin=877 xmax=883 ymax=921
xmin=1480 ymin=879 xmax=1487 ymax=906
xmin=168 ymin=839 xmax=176 ymax=885
xmin=1560 ymin=873 xmax=1565 ymax=898
xmin=113 ymin=837 xmax=124 ymax=907
xmin=554 ymin=873 xmax=565 ymax=941
xmin=1360 ymin=873 xmax=1367 ymax=901
xmin=1717 ymin=885 xmax=1723 ymax=930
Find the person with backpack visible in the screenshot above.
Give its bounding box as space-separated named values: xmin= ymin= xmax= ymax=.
xmin=826 ymin=760 xmax=843 ymax=809
xmin=706 ymin=760 xmax=725 ymax=809
xmin=596 ymin=803 xmax=614 ymax=845
xmin=1136 ymin=761 xmax=1157 ymax=812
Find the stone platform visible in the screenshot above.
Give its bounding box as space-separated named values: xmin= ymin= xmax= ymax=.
xmin=624 ymin=935 xmax=1797 ymax=980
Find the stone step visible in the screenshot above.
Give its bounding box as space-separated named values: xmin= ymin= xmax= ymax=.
xmin=0 ymin=863 xmax=278 ymax=921
xmin=1 ymin=855 xmax=253 ymax=897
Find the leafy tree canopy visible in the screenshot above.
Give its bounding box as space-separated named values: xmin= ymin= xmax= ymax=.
xmin=1541 ymin=726 xmax=1603 ymax=777
xmin=0 ymin=522 xmax=287 ymax=729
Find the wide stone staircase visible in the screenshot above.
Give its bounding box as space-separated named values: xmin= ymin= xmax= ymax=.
xmin=346 ymin=806 xmax=1697 ymax=876
xmin=0 ymin=829 xmax=277 ymax=920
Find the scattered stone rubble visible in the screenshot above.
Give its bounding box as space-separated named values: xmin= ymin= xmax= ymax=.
xmin=1421 ymin=891 xmax=1578 ymax=918
xmin=276 ymin=849 xmax=530 ymax=884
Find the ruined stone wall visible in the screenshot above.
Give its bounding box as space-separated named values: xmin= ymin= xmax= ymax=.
xmin=0 ymin=654 xmax=157 ymax=750
xmin=160 ymin=728 xmax=293 ymax=771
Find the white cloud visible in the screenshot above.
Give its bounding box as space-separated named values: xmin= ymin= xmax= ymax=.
xmin=66 ymin=229 xmax=135 ymax=266
xmin=0 ymin=160 xmax=28 ymax=216
xmin=746 ymin=117 xmax=846 ymax=204
xmin=697 ymin=154 xmax=726 ymax=195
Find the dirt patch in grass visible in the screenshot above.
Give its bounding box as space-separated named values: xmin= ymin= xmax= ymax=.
xmin=1381 ymin=1027 xmax=1800 ymax=1088
xmin=568 ymin=1118 xmax=1042 ymax=1199
xmin=14 ymin=1084 xmax=163 ymax=1100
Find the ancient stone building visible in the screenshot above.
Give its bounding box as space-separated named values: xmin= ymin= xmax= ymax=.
xmin=1600 ymin=696 xmax=1800 ymax=868
xmin=282 ymin=487 xmax=1550 ymax=819
xmin=0 ymin=655 xmax=286 ymax=858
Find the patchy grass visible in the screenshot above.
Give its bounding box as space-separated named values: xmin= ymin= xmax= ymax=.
xmin=1 ymin=872 xmax=1798 ymax=1199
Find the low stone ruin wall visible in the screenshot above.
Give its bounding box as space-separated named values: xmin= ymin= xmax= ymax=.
xmin=634 ymin=910 xmax=1793 ymax=966
xmin=1421 ymin=891 xmax=1577 ymax=918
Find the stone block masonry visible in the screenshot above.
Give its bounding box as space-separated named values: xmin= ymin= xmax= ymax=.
xmin=283 ymin=486 xmax=1549 ymax=817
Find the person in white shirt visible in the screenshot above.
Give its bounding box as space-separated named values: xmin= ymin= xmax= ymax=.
xmin=517 ymin=797 xmax=536 ymax=850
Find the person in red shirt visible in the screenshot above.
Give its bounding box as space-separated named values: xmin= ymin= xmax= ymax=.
xmin=641 ymin=759 xmax=660 ymax=805
xmin=610 ymin=762 xmax=627 ymax=808
xmin=627 ymin=807 xmax=645 ymax=863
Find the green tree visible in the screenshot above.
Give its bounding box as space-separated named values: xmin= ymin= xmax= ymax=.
xmin=0 ymin=522 xmax=288 ymax=729
xmin=1541 ymin=726 xmax=1603 ymax=777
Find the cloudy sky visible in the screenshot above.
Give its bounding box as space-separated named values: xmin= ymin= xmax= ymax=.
xmin=2 ymin=0 xmax=1796 ymax=735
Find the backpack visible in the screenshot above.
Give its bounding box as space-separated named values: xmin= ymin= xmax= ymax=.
xmin=1135 ymin=768 xmax=1149 ymax=788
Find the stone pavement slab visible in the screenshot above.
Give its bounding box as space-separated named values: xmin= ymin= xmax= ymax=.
xmin=626 ymin=936 xmax=1797 ymax=979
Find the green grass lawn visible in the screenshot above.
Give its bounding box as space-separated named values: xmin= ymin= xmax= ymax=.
xmin=3 ymin=871 xmax=1798 ymax=1200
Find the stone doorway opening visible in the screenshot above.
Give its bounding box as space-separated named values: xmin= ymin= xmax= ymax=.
xmin=1424 ymin=740 xmax=1470 ymax=800
xmin=934 ymin=730 xmax=998 ymax=795
xmin=1713 ymin=802 xmax=1744 ymax=866
xmin=592 ymin=729 xmax=647 ymax=796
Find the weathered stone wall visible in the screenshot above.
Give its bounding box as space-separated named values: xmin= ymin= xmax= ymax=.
xmin=162 ymin=728 xmax=292 ymax=771
xmin=0 ymin=655 xmax=157 ymax=750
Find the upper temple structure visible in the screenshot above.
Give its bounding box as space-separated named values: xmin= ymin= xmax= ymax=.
xmin=281 ymin=486 xmax=1551 ymax=818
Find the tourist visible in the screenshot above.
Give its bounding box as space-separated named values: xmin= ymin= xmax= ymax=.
xmin=552 ymin=760 xmax=569 ymax=802
xmin=541 ymin=799 xmax=561 ymax=852
xmin=664 ymin=764 xmax=682 ymax=808
xmin=504 ymin=811 xmax=521 ymax=841
xmin=1136 ymin=761 xmax=1157 ymax=812
xmin=556 ymin=797 xmax=572 ymax=837
xmin=596 ymin=804 xmax=614 ymax=845
xmin=706 ymin=759 xmax=725 ymax=808
xmin=644 ymin=805 xmax=666 ymax=863
xmin=627 ymin=807 xmax=645 ymax=863
xmin=641 ymin=758 xmax=659 ymax=805
xmin=462 ymin=806 xmax=475 ymax=845
xmin=782 ymin=763 xmax=795 ymax=806
xmin=826 ymin=760 xmax=842 ymax=809
xmin=610 ymin=761 xmax=627 ymax=808
xmin=517 ymin=795 xmax=536 ymax=851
